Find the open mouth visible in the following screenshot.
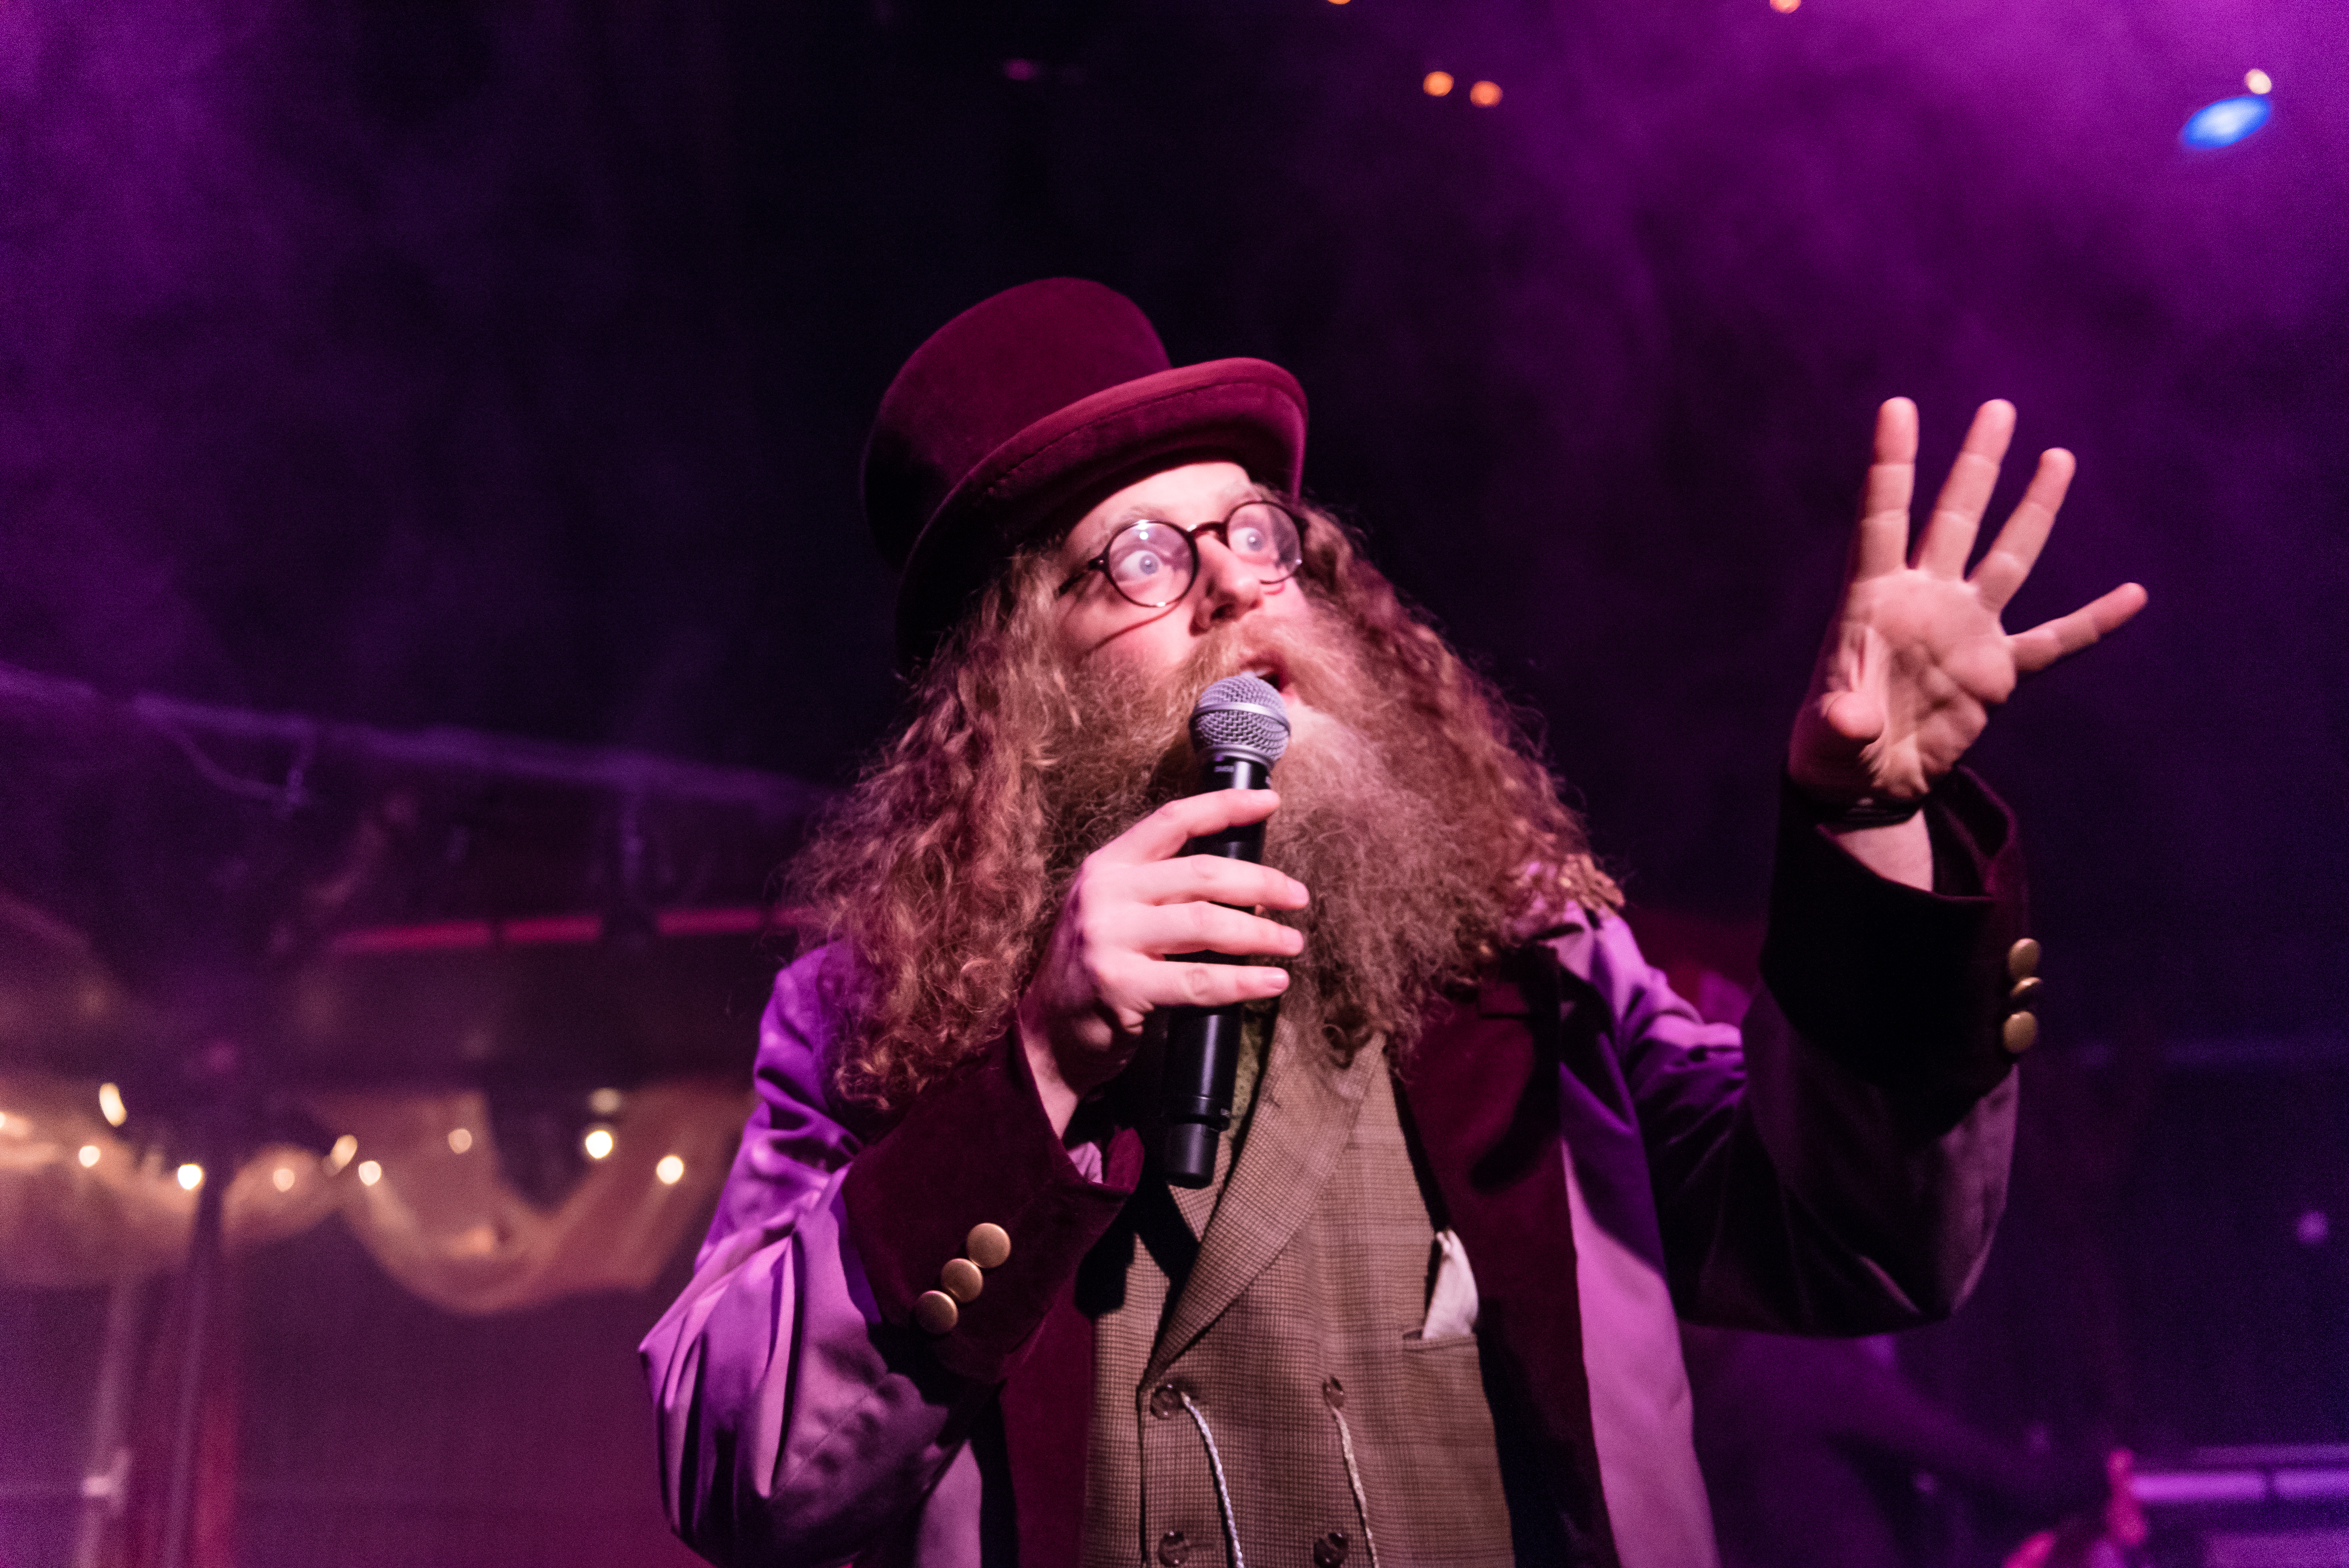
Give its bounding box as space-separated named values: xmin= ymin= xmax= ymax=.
xmin=1235 ymin=656 xmax=1291 ymax=697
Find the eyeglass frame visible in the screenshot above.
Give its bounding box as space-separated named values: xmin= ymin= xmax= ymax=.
xmin=1054 ymin=497 xmax=1309 ymax=608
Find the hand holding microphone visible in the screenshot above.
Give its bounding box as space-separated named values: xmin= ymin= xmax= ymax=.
xmin=1013 ymin=677 xmax=1301 ymax=1147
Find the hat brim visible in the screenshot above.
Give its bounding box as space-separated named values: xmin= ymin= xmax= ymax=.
xmin=893 ymin=357 xmax=1306 ymax=671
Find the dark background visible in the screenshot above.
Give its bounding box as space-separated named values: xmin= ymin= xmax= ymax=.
xmin=0 ymin=0 xmax=2343 ymax=1562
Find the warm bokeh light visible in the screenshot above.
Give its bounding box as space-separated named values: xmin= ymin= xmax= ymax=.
xmin=447 ymin=1126 xmax=474 ymax=1153
xmin=273 ymin=1165 xmax=296 ymax=1191
xmin=656 ymin=1154 xmax=686 ymax=1185
xmin=326 ymin=1133 xmax=358 ymax=1174
xmin=1469 ymin=80 xmax=1502 ymax=107
xmin=176 ymin=1163 xmax=204 ymax=1191
xmin=588 ymin=1086 xmax=623 ymax=1115
xmin=583 ymin=1126 xmax=615 ymax=1160
xmin=1422 ymin=71 xmax=1454 ymax=97
xmin=78 ymin=1144 xmax=101 ymax=1168
xmin=2246 ymin=68 xmax=2272 ymax=94
xmin=357 ymin=1159 xmax=383 ymax=1186
xmin=1771 ymin=0 xmax=1801 ymax=12
xmin=98 ymin=1082 xmax=127 ymax=1127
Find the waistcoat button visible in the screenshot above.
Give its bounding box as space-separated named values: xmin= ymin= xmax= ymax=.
xmin=1148 ymin=1383 xmax=1183 ymax=1420
xmin=1157 ymin=1528 xmax=1189 ymax=1566
xmin=1313 ymin=1529 xmax=1350 ymax=1566
xmin=1321 ymin=1375 xmax=1346 ymax=1409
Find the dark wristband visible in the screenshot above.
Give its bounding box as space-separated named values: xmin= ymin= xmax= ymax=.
xmin=1816 ymin=793 xmax=1927 ymax=828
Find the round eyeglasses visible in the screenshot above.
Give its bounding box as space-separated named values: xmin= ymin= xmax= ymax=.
xmin=1057 ymin=500 xmax=1306 ymax=609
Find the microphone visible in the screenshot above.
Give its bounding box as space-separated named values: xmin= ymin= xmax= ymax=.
xmin=1161 ymin=674 xmax=1291 ymax=1188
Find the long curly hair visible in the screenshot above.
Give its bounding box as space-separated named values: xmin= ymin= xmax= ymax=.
xmin=790 ymin=501 xmax=1618 ymax=1115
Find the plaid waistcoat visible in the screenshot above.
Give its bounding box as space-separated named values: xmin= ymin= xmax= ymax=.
xmin=1079 ymin=1012 xmax=1515 ymax=1568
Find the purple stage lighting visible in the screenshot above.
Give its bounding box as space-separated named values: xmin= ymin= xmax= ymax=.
xmin=2181 ymin=94 xmax=2273 ymax=149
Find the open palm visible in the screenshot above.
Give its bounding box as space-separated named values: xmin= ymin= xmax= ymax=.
xmin=1788 ymin=398 xmax=2148 ymax=805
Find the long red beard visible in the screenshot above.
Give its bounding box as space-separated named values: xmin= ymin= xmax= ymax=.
xmin=1041 ymin=607 xmax=1512 ymax=1064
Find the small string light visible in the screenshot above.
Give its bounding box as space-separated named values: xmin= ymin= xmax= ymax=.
xmin=176 ymin=1163 xmax=204 ymax=1191
xmin=1469 ymin=80 xmax=1502 ymax=107
xmin=325 ymin=1134 xmax=358 ymax=1174
xmin=583 ymin=1127 xmax=615 ymax=1161
xmin=588 ymin=1087 xmax=624 ymax=1116
xmin=98 ymin=1083 xmax=127 ymax=1127
xmin=447 ymin=1127 xmax=474 ymax=1154
xmin=656 ymin=1154 xmax=686 ymax=1185
xmin=78 ymin=1144 xmax=101 ymax=1168
xmin=2245 ymin=68 xmax=2272 ymax=94
xmin=1772 ymin=0 xmax=1801 ymax=12
xmin=357 ymin=1160 xmax=382 ymax=1187
xmin=1422 ymin=70 xmax=1454 ymax=97
xmin=272 ymin=1166 xmax=296 ymax=1191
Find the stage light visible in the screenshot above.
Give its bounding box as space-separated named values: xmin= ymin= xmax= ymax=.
xmin=357 ymin=1160 xmax=382 ymax=1186
xmin=78 ymin=1144 xmax=101 ymax=1168
xmin=447 ymin=1127 xmax=473 ymax=1154
xmin=583 ymin=1126 xmax=615 ymax=1160
xmin=272 ymin=1165 xmax=296 ymax=1191
xmin=2245 ymin=68 xmax=2272 ymax=94
xmin=325 ymin=1134 xmax=358 ymax=1174
xmin=1469 ymin=80 xmax=1502 ymax=107
xmin=656 ymin=1155 xmax=686 ymax=1185
xmin=588 ymin=1087 xmax=623 ymax=1116
xmin=1423 ymin=71 xmax=1454 ymax=97
xmin=177 ymin=1163 xmax=203 ymax=1191
xmin=98 ymin=1083 xmax=127 ymax=1127
xmin=2181 ymin=94 xmax=2272 ymax=149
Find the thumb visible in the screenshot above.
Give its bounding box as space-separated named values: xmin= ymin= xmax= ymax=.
xmin=1821 ymin=688 xmax=1884 ymax=747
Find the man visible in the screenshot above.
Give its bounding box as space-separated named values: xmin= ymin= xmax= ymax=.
xmin=642 ymin=278 xmax=2144 ymax=1567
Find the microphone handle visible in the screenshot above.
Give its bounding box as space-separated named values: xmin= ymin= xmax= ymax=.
xmin=1162 ymin=752 xmax=1274 ymax=1188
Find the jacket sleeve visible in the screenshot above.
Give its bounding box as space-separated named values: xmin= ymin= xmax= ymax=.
xmin=639 ymin=946 xmax=1141 ymax=1566
xmin=1574 ymin=768 xmax=2030 ymax=1333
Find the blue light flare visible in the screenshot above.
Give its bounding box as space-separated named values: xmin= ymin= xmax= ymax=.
xmin=2181 ymin=95 xmax=2272 ymax=150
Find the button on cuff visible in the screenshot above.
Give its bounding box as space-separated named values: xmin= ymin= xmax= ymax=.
xmin=913 ymin=1289 xmax=961 ymax=1334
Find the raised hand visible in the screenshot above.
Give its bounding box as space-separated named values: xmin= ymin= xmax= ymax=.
xmin=1789 ymin=398 xmax=2148 ymax=807
xmin=1016 ymin=789 xmax=1306 ymax=1136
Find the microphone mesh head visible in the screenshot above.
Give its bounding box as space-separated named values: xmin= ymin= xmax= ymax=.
xmin=1189 ymin=675 xmax=1291 ymax=764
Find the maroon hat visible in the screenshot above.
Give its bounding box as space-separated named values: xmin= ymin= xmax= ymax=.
xmin=863 ymin=278 xmax=1308 ymax=670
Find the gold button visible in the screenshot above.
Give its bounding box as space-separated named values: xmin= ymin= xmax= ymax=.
xmin=913 ymin=1290 xmax=960 ymax=1334
xmin=966 ymin=1222 xmax=1012 ymax=1269
xmin=2009 ymin=975 xmax=2043 ymax=1008
xmin=940 ymin=1257 xmax=984 ymax=1303
xmin=2007 ymin=938 xmax=2041 ymax=983
xmin=2002 ymin=1011 xmax=2039 ymax=1055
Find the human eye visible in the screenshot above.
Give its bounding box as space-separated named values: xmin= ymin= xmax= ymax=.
xmin=1226 ymin=504 xmax=1293 ymax=567
xmin=1105 ymin=522 xmax=1189 ymax=595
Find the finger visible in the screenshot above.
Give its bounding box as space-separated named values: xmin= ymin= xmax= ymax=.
xmin=1852 ymin=397 xmax=1919 ymax=582
xmin=1971 ymin=447 xmax=2076 ymax=613
xmin=2010 ymin=582 xmax=2148 ymax=673
xmin=1096 ymin=790 xmax=1280 ymax=865
xmin=1821 ymin=688 xmax=1884 ymax=745
xmin=1130 ymin=902 xmax=1307 ymax=960
xmin=1129 ymin=856 xmax=1310 ymax=911
xmin=1916 ymin=399 xmax=2016 ymax=579
xmin=1128 ymin=958 xmax=1293 ymax=1012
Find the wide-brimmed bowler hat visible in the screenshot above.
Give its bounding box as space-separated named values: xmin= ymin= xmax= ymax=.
xmin=863 ymin=278 xmax=1308 ymax=670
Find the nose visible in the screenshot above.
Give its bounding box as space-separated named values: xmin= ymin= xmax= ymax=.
xmin=1189 ymin=532 xmax=1266 ymax=628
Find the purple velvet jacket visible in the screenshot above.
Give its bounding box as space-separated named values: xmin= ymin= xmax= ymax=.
xmin=642 ymin=773 xmax=2032 ymax=1567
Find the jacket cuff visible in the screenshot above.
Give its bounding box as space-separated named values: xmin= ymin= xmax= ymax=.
xmin=842 ymin=1030 xmax=1142 ymax=1382
xmin=1758 ymin=767 xmax=2032 ymax=1103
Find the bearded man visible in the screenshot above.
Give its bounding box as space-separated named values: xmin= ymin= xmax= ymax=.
xmin=642 ymin=280 xmax=2145 ymax=1568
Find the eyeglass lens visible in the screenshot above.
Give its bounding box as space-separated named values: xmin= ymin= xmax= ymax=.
xmin=1101 ymin=503 xmax=1302 ymax=607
